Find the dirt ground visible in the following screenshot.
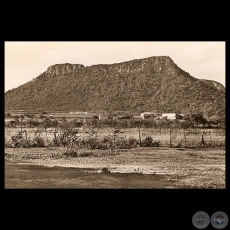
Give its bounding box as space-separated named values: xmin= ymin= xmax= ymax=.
xmin=4 ymin=146 xmax=225 ymax=188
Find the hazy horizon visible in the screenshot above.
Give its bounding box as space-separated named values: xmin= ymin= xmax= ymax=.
xmin=5 ymin=42 xmax=225 ymax=92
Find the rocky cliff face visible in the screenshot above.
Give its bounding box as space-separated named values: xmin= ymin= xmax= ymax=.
xmin=46 ymin=63 xmax=85 ymax=77
xmin=45 ymin=56 xmax=177 ymax=77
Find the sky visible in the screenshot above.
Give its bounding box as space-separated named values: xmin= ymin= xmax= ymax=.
xmin=5 ymin=41 xmax=225 ymax=92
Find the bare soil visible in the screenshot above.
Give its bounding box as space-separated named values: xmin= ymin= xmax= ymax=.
xmin=4 ymin=146 xmax=225 ymax=188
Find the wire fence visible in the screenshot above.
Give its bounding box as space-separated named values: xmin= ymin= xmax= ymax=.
xmin=5 ymin=126 xmax=225 ymax=151
xmin=137 ymin=128 xmax=225 ymax=148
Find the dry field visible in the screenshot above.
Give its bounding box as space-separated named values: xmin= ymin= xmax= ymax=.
xmin=5 ymin=146 xmax=225 ymax=188
xmin=5 ymin=127 xmax=225 ymax=188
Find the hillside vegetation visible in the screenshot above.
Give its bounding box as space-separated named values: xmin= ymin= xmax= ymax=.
xmin=5 ymin=56 xmax=225 ymax=120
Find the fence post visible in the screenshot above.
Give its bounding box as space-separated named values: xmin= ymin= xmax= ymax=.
xmin=25 ymin=130 xmax=27 ymax=140
xmin=113 ymin=131 xmax=116 ymax=154
xmin=183 ymin=130 xmax=186 ymax=147
xmin=45 ymin=131 xmax=48 ymax=143
xmin=138 ymin=129 xmax=141 ymax=146
xmin=169 ymin=129 xmax=172 ymax=148
xmin=54 ymin=132 xmax=57 ymax=145
xmin=201 ymin=131 xmax=205 ymax=147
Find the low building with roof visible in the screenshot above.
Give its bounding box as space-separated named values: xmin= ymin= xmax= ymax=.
xmin=161 ymin=113 xmax=184 ymax=120
xmin=140 ymin=112 xmax=158 ymax=119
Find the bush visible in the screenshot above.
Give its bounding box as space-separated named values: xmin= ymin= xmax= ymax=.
xmin=116 ymin=139 xmax=131 ymax=149
xmin=7 ymin=120 xmax=17 ymax=128
xmin=78 ymin=152 xmax=90 ymax=157
xmin=28 ymin=138 xmax=38 ymax=147
xmin=4 ymin=141 xmax=14 ymax=148
xmin=69 ymin=119 xmax=83 ymax=128
xmin=128 ymin=137 xmax=138 ymax=148
xmin=117 ymin=120 xmax=128 ymax=129
xmin=50 ymin=120 xmax=59 ymax=128
xmin=173 ymin=141 xmax=183 ymax=148
xmin=8 ymin=136 xmax=37 ymax=148
xmin=27 ymin=119 xmax=40 ymax=128
xmin=63 ymin=150 xmax=78 ymax=157
xmin=101 ymin=167 xmax=110 ymax=173
xmin=141 ymin=136 xmax=153 ymax=147
xmin=95 ymin=143 xmax=112 ymax=150
xmin=87 ymin=138 xmax=98 ymax=150
xmin=150 ymin=140 xmax=160 ymax=147
xmin=141 ymin=136 xmax=160 ymax=147
xmin=5 ymin=113 xmax=11 ymax=118
xmin=114 ymin=129 xmax=121 ymax=134
xmin=10 ymin=138 xmax=26 ymax=148
xmin=103 ymin=135 xmax=112 ymax=142
xmin=33 ymin=136 xmax=45 ymax=147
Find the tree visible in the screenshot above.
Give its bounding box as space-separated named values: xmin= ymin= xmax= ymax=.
xmin=183 ymin=111 xmax=207 ymax=125
xmin=5 ymin=113 xmax=11 ymax=118
xmin=27 ymin=119 xmax=39 ymax=128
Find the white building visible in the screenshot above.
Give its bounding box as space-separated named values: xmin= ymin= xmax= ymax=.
xmin=161 ymin=113 xmax=184 ymax=120
xmin=140 ymin=112 xmax=157 ymax=119
xmin=70 ymin=111 xmax=87 ymax=115
xmin=99 ymin=115 xmax=108 ymax=120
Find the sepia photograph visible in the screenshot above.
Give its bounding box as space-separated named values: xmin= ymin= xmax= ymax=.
xmin=4 ymin=41 xmax=225 ymax=189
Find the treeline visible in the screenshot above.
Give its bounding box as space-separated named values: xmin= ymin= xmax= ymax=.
xmin=5 ymin=116 xmax=225 ymax=129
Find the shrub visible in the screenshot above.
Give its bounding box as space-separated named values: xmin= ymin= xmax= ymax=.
xmin=173 ymin=141 xmax=183 ymax=148
xmin=116 ymin=139 xmax=131 ymax=149
xmin=140 ymin=136 xmax=160 ymax=147
xmin=97 ymin=151 xmax=108 ymax=157
xmin=128 ymin=137 xmax=138 ymax=148
xmin=95 ymin=143 xmax=111 ymax=150
xmin=10 ymin=138 xmax=26 ymax=148
xmin=150 ymin=140 xmax=160 ymax=147
xmin=50 ymin=120 xmax=59 ymax=128
xmin=103 ymin=135 xmax=112 ymax=142
xmin=78 ymin=151 xmax=92 ymax=157
xmin=8 ymin=136 xmax=35 ymax=148
xmin=87 ymin=138 xmax=98 ymax=150
xmin=5 ymin=113 xmax=11 ymax=118
xmin=33 ymin=136 xmax=45 ymax=147
xmin=69 ymin=119 xmax=83 ymax=128
xmin=101 ymin=167 xmax=110 ymax=173
xmin=117 ymin=120 xmax=128 ymax=129
xmin=4 ymin=141 xmax=14 ymax=148
xmin=114 ymin=129 xmax=121 ymax=134
xmin=29 ymin=139 xmax=39 ymax=147
xmin=63 ymin=150 xmax=78 ymax=157
xmin=141 ymin=136 xmax=153 ymax=147
xmin=27 ymin=119 xmax=40 ymax=128
xmin=7 ymin=121 xmax=17 ymax=128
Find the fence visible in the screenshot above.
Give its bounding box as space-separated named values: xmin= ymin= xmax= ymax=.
xmin=137 ymin=128 xmax=225 ymax=148
xmin=5 ymin=126 xmax=225 ymax=150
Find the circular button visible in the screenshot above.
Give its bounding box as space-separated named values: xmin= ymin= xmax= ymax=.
xmin=211 ymin=211 xmax=228 ymax=229
xmin=192 ymin=211 xmax=210 ymax=229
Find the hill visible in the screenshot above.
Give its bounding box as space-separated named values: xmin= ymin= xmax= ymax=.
xmin=4 ymin=56 xmax=225 ymax=119
xmin=199 ymin=79 xmax=225 ymax=93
